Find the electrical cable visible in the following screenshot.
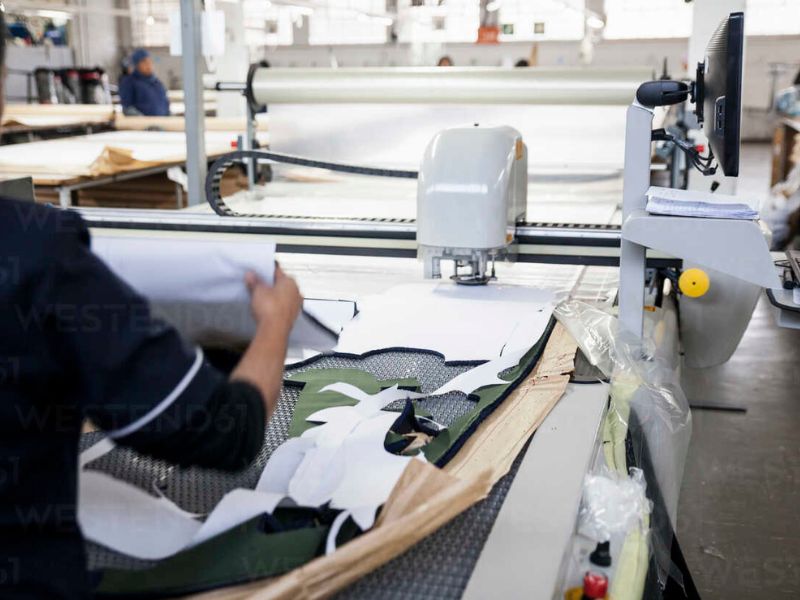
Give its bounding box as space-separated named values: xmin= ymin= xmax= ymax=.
xmin=651 ymin=128 xmax=717 ymax=176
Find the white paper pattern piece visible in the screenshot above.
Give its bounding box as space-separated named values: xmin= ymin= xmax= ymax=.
xmin=432 ymin=347 xmax=528 ymax=396
xmin=255 ymin=437 xmax=315 ymax=495
xmin=78 ymin=443 xmax=283 ymax=560
xmin=79 ymin=437 xmax=116 ymax=468
xmin=78 ymin=470 xmax=204 ymax=560
xmin=335 ymin=282 xmax=555 ymax=362
xmin=303 ymin=299 xmax=358 ymax=335
xmin=255 ymin=384 xmax=426 ymax=531
xmin=329 ymin=412 xmax=418 ymax=529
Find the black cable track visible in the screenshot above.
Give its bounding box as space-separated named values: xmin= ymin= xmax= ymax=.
xmin=204 ymin=149 xmax=623 ymax=232
xmin=206 ymin=149 xmax=418 ymax=217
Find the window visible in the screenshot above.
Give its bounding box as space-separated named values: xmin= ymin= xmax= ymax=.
xmin=745 ymin=0 xmax=800 ymax=36
xmin=395 ymin=0 xmax=480 ymax=44
xmin=131 ymin=0 xmax=178 ymax=47
xmin=309 ymin=0 xmax=391 ymax=45
xmin=241 ymin=0 xmax=294 ymax=47
xmin=603 ymin=0 xmax=693 ymax=40
xmin=496 ymin=0 xmax=585 ymax=42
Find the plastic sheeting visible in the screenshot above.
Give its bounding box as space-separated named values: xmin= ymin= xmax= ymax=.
xmin=554 ymin=300 xmax=691 ymax=590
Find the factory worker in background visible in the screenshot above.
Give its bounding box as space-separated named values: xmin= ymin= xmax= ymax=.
xmin=119 ymin=48 xmax=170 ymax=117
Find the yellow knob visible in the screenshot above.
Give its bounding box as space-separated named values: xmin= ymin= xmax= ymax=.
xmin=679 ymin=268 xmax=710 ymax=298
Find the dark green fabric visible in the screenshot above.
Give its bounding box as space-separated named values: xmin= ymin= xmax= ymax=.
xmin=95 ymin=517 xmax=328 ymax=598
xmin=93 ymin=318 xmax=555 ymax=597
xmin=286 ymin=369 xmax=420 ymax=437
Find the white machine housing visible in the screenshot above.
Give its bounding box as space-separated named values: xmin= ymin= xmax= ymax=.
xmin=417 ymin=124 xmax=527 ymax=282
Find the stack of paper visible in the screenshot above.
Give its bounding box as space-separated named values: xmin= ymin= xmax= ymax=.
xmin=645 ymin=186 xmax=759 ymax=220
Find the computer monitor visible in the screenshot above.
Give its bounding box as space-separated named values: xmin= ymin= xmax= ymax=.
xmin=700 ymin=11 xmax=744 ymax=177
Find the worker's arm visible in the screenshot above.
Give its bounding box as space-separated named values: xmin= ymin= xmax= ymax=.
xmin=35 ymin=210 xmax=301 ymax=470
xmin=118 ymin=75 xmax=135 ymax=111
xmin=231 ymin=268 xmax=302 ymax=419
xmin=122 ymin=105 xmax=144 ymax=117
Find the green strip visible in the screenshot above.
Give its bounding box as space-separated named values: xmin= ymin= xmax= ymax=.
xmin=96 ymin=517 xmax=327 ymax=598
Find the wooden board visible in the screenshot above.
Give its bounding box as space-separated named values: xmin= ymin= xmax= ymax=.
xmin=0 ymin=130 xmax=245 ymax=178
xmin=115 ymin=115 xmax=267 ymax=132
xmin=771 ymin=119 xmax=800 ymax=187
xmin=0 ymin=130 xmax=256 ymax=186
xmin=2 ymin=103 xmax=115 ymax=129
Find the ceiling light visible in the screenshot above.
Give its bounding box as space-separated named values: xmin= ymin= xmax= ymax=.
xmin=586 ymin=14 xmax=604 ymax=29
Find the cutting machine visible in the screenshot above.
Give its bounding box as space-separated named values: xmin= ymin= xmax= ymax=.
xmin=417 ymin=124 xmax=527 ymax=284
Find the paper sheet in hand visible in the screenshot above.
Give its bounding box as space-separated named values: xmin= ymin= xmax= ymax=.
xmin=91 ymin=234 xmax=277 ymax=303
xmin=91 ymin=234 xmax=343 ymax=351
xmin=335 ymin=282 xmax=555 ymax=362
xmin=645 ymin=186 xmax=759 ymax=220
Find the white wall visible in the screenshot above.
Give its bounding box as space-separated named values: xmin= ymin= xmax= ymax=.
xmin=72 ymin=0 xmax=126 ymax=74
xmin=5 ymin=45 xmax=74 ymax=102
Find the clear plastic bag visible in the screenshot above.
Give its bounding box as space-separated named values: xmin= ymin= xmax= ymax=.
xmin=555 ymin=299 xmax=691 ymax=590
xmin=579 ymin=467 xmax=651 ymax=543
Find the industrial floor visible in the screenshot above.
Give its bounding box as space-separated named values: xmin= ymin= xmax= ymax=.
xmin=678 ymin=144 xmax=800 ymax=598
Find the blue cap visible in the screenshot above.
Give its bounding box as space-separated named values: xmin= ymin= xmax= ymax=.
xmin=131 ymin=48 xmax=150 ymax=66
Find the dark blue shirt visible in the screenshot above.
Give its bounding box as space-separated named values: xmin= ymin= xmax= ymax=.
xmin=0 ymin=199 xmax=265 ymax=598
xmin=119 ymin=71 xmax=170 ymax=117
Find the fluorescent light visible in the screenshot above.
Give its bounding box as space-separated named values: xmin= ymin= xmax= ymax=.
xmin=289 ymin=5 xmax=314 ymax=16
xmin=35 ymin=9 xmax=70 ymax=19
xmin=586 ymin=14 xmax=604 ymax=29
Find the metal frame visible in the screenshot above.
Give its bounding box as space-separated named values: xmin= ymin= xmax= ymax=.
xmin=463 ymin=383 xmax=609 ymax=599
xmin=179 ymin=0 xmax=207 ymax=206
xmin=619 ymin=101 xmax=656 ymax=338
xmin=76 ymin=208 xmax=680 ymax=268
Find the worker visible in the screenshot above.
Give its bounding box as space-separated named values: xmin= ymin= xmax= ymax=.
xmin=514 ymin=59 xmax=530 ymax=68
xmin=437 ymin=55 xmax=453 ymax=67
xmin=0 ymin=11 xmax=304 ymax=598
xmin=119 ymin=48 xmax=170 ymax=116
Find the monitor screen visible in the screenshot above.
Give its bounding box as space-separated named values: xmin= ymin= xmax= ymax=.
xmin=702 ymin=12 xmax=744 ymax=177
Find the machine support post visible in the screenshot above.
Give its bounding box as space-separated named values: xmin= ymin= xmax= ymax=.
xmin=180 ymin=0 xmax=207 ymax=206
xmin=619 ymin=101 xmax=655 ymax=339
xmin=245 ymin=102 xmax=256 ymax=191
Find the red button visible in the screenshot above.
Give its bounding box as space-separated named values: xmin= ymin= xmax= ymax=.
xmin=583 ymin=571 xmax=608 ymax=598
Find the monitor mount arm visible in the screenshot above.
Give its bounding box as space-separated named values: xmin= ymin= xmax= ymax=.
xmin=636 ymin=79 xmax=717 ymax=176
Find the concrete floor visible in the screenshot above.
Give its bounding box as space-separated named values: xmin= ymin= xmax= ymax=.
xmin=678 ymin=144 xmax=800 ymax=598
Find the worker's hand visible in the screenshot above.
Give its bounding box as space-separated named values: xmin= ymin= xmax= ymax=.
xmin=245 ymin=266 xmax=303 ymax=332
